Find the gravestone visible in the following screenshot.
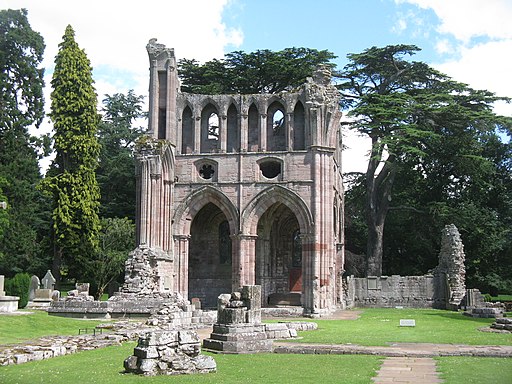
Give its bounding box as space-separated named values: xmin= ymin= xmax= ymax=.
xmin=41 ymin=270 xmax=56 ymax=290
xmin=0 ymin=275 xmax=20 ymax=312
xmin=29 ymin=275 xmax=40 ymax=301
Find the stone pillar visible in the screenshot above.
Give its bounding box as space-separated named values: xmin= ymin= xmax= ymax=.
xmin=260 ymin=114 xmax=267 ymax=151
xmin=301 ymin=234 xmax=317 ymax=315
xmin=0 ymin=275 xmax=4 ymax=296
xmin=193 ymin=116 xmax=201 ymax=153
xmin=174 ymin=235 xmax=190 ymax=297
xmin=148 ymin=58 xmax=159 ymax=138
xmin=219 ymin=115 xmax=227 ymax=152
xmin=233 ymin=235 xmax=257 ymax=289
xmin=240 ymin=113 xmax=248 ymax=152
xmin=165 ymin=60 xmax=177 ymax=143
xmin=287 ymin=112 xmax=293 ymax=151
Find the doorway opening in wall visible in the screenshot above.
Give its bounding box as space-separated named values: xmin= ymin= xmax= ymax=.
xmin=188 ymin=203 xmax=232 ymax=308
xmin=256 ymin=202 xmax=302 ymax=307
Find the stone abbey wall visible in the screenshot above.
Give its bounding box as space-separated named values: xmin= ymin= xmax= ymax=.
xmin=346 ymin=224 xmax=468 ymax=309
xmin=127 ymin=39 xmax=345 ymax=316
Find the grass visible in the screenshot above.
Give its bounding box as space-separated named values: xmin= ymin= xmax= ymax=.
xmin=437 ymin=356 xmax=512 ymax=383
xmin=490 ymin=294 xmax=512 ymax=302
xmin=295 ymin=308 xmax=512 ymax=346
xmin=0 ymin=342 xmax=382 ymax=384
xmin=0 ymin=310 xmax=105 ymax=345
xmin=1 ymin=308 xmax=511 ymax=383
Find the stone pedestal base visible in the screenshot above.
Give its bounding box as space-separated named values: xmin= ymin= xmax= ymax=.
xmin=202 ymin=323 xmax=272 ymax=353
xmin=0 ymin=296 xmax=19 ymax=312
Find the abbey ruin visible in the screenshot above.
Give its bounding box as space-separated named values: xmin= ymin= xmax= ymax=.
xmin=128 ymin=39 xmax=344 ymax=316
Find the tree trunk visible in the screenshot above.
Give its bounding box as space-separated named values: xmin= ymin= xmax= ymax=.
xmin=365 ymin=138 xmax=396 ymax=276
xmin=52 ymin=229 xmax=62 ymax=289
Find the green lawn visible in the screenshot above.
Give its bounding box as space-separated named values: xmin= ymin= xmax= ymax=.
xmin=437 ymin=356 xmax=512 ymax=383
xmin=296 ymin=308 xmax=512 ymax=346
xmin=1 ymin=308 xmax=511 ymax=384
xmin=0 ymin=310 xmax=105 ymax=345
xmin=0 ymin=342 xmax=382 ymax=384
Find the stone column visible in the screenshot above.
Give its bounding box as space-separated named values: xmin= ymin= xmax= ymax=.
xmin=194 ymin=116 xmax=201 ymax=153
xmin=233 ymin=235 xmax=258 ymax=289
xmin=174 ymin=235 xmax=190 ymax=297
xmin=219 ymin=115 xmax=227 ymax=152
xmin=287 ymin=112 xmax=294 ymax=151
xmin=166 ymin=61 xmax=177 ymax=143
xmin=148 ymin=58 xmax=159 ymax=138
xmin=240 ymin=113 xmax=248 ymax=152
xmin=260 ymin=114 xmax=267 ymax=151
xmin=301 ymin=234 xmax=317 ymax=315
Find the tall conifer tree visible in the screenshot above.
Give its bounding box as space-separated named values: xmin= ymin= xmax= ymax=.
xmin=43 ymin=25 xmax=100 ymax=283
xmin=0 ymin=9 xmax=51 ymax=276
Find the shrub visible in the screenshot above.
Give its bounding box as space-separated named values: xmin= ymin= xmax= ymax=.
xmin=5 ymin=273 xmax=31 ymax=308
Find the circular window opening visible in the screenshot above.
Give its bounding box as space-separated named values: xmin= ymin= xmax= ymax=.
xmin=259 ymin=160 xmax=281 ymax=178
xmin=199 ymin=163 xmax=215 ymax=179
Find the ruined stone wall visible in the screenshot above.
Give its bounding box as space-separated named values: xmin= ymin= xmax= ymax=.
xmin=346 ymin=275 xmax=435 ymax=308
xmin=346 ymin=224 xmax=467 ymax=310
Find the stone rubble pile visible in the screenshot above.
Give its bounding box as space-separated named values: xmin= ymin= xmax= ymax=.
xmin=124 ymin=330 xmax=216 ymax=376
xmin=491 ymin=317 xmax=512 ymax=331
xmin=145 ymin=299 xmax=216 ymax=328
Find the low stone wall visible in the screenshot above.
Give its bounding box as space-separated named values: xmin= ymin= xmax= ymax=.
xmin=0 ymin=333 xmax=129 ymax=366
xmin=346 ymin=275 xmax=435 ymax=308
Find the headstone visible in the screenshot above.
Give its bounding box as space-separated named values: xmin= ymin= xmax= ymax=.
xmin=41 ymin=270 xmax=56 ymax=290
xmin=0 ymin=275 xmax=4 ymax=296
xmin=51 ymin=290 xmax=60 ymax=301
xmin=29 ymin=275 xmax=40 ymax=301
xmin=399 ymin=319 xmax=416 ymax=327
xmin=35 ymin=289 xmax=52 ymax=300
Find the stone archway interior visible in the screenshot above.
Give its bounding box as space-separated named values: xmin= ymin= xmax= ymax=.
xmin=188 ymin=202 xmax=232 ymax=308
xmin=256 ymin=203 xmax=302 ymax=306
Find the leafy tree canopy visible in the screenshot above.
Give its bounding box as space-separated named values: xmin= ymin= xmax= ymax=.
xmin=0 ymin=9 xmax=51 ymax=277
xmin=97 ymin=91 xmax=146 ymax=220
xmin=178 ymin=47 xmax=336 ymax=94
xmin=337 ymin=44 xmax=512 ymax=277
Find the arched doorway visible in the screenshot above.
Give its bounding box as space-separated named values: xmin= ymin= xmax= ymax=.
xmin=188 ymin=202 xmax=232 ymax=308
xmin=255 ymin=203 xmax=302 ymax=306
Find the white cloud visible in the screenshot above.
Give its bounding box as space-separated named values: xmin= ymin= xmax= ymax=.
xmin=0 ymin=0 xmax=242 ymax=172
xmin=397 ymin=0 xmax=512 ymax=118
xmin=398 ymin=0 xmax=512 ymax=42
xmin=1 ymin=0 xmax=242 ymax=100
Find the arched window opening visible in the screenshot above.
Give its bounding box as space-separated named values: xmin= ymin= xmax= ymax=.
xmin=293 ymin=101 xmax=305 ymax=150
xmin=267 ymin=101 xmax=286 ymax=151
xmin=201 ymin=104 xmax=220 ymax=153
xmin=208 ymin=112 xmax=219 ymax=141
xmin=181 ymin=106 xmax=193 ymax=154
xmin=273 ymin=110 xmax=284 ymax=132
xmin=227 ymin=104 xmax=238 ymax=152
xmin=248 ymin=104 xmax=259 ymax=151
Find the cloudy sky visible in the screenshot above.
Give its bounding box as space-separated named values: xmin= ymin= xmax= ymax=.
xmin=2 ymin=0 xmax=511 ymax=172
